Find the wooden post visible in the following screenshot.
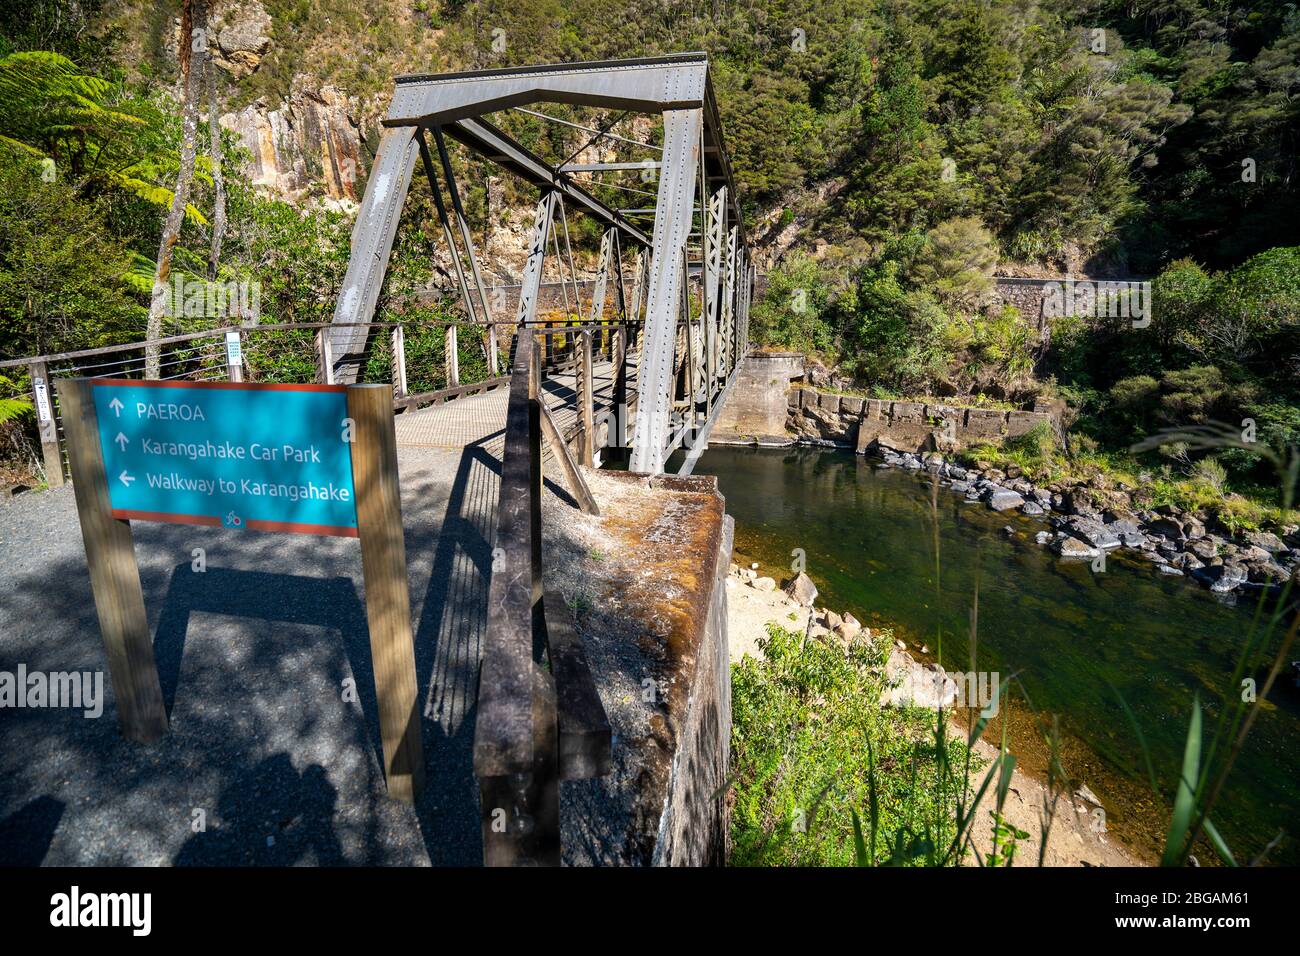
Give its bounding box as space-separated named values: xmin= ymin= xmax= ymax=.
xmin=538 ymin=403 xmax=599 ymax=516
xmin=486 ymin=323 xmax=499 ymax=377
xmin=578 ymin=331 xmax=595 ymax=467
xmin=445 ymin=324 xmax=459 ymax=388
xmin=30 ymin=361 xmax=64 ymax=487
xmin=391 ymin=325 xmax=408 ymax=397
xmin=315 ymin=329 xmax=335 ymax=384
xmin=479 ymin=663 xmax=560 ymax=866
xmin=347 ymin=384 xmax=426 ymax=802
xmin=611 ymin=326 xmax=628 ymax=449
xmin=57 ymin=379 xmax=168 ymax=743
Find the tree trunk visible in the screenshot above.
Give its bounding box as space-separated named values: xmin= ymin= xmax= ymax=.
xmin=206 ymin=56 xmax=226 ymax=285
xmin=145 ymin=0 xmax=206 ymax=378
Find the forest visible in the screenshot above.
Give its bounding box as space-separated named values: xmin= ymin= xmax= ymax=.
xmin=0 ymin=0 xmax=1297 ymax=515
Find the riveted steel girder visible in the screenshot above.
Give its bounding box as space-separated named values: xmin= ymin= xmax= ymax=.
xmin=386 ymin=54 xmax=708 ymax=127
xmin=628 ymin=108 xmax=703 ymax=474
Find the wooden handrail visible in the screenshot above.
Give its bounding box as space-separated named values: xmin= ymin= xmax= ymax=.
xmin=474 ymin=329 xmax=611 ymax=866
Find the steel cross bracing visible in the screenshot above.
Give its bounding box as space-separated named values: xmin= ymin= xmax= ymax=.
xmin=330 ymin=53 xmax=751 ymax=474
xmin=325 ymin=54 xmax=753 ymax=866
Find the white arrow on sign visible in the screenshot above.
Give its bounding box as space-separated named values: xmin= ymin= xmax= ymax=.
xmin=118 ymin=470 xmax=135 ymax=488
xmin=109 ymin=397 xmax=124 ymax=417
xmin=115 ymin=432 xmax=128 ymax=451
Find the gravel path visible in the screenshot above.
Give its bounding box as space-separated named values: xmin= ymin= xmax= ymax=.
xmin=0 ymin=442 xmax=496 ymax=866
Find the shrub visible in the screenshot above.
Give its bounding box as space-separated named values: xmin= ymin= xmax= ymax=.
xmin=730 ymin=625 xmax=973 ymax=866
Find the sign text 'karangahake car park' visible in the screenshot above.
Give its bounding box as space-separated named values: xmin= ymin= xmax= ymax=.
xmin=57 ymin=377 xmax=425 ymax=801
xmin=92 ymin=380 xmax=358 ymax=536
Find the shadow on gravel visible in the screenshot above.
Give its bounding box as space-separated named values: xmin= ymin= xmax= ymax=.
xmin=0 ymin=796 xmax=64 ymax=865
xmin=174 ymin=754 xmax=343 ymax=865
xmin=154 ymin=564 xmax=381 ymax=765
xmin=407 ymin=440 xmax=499 ymax=866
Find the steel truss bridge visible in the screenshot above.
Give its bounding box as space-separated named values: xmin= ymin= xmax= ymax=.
xmin=329 ymin=53 xmax=754 ymax=477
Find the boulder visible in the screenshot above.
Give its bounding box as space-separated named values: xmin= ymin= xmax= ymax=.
xmin=1244 ymin=531 xmax=1286 ymax=554
xmin=751 ymin=576 xmax=777 ymax=592
xmin=1021 ymin=501 xmax=1045 ymax=516
xmin=1244 ymin=560 xmax=1289 ymax=584
xmin=1145 ymin=517 xmax=1186 ymax=541
xmin=1054 ymin=536 xmax=1101 ymax=559
xmin=783 ymin=571 xmax=818 ymax=606
xmin=1191 ymin=564 xmax=1248 ymax=593
xmin=880 ymin=649 xmax=958 ymax=710
xmin=1066 ymin=516 xmax=1122 ymax=550
xmin=836 ymin=612 xmax=863 ymax=641
xmin=985 ymin=488 xmax=1026 ymax=512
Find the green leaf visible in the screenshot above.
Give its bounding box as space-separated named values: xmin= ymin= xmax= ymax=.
xmin=1161 ymin=696 xmax=1202 ymax=867
xmin=1201 ymin=817 xmax=1237 ymax=867
xmin=850 ymin=810 xmax=870 ymax=867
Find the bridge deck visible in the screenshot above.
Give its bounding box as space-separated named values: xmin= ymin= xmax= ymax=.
xmin=394 ymin=357 xmax=630 ymax=457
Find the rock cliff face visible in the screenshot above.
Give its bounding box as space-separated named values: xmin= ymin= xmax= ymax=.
xmin=203 ymin=1 xmax=363 ymax=204
xmin=209 ymin=0 xmax=273 ymax=78
xmin=220 ymin=80 xmax=363 ymax=204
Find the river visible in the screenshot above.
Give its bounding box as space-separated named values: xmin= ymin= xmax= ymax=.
xmin=675 ymin=444 xmax=1300 ymax=865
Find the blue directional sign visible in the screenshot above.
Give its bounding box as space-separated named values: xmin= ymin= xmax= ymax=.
xmin=91 ymin=380 xmax=359 ymax=537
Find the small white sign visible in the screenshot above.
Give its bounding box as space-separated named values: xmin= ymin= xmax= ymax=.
xmin=224 ymin=331 xmax=242 ymax=366
xmin=33 ymin=377 xmax=52 ymax=423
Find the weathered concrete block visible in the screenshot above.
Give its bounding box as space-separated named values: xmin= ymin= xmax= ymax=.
xmin=863 ymin=398 xmax=886 ymax=421
xmin=818 ymin=392 xmax=842 ymax=414
xmin=964 ymin=408 xmax=1006 ymax=440
xmin=840 ymin=396 xmax=864 ymax=417
xmin=1006 ymin=410 xmax=1051 ymax=439
xmin=890 ymin=401 xmax=925 ymax=424
xmin=925 ymin=403 xmax=958 ymax=423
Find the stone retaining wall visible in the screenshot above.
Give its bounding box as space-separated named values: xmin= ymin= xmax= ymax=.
xmin=787 ymin=388 xmax=1054 ymax=455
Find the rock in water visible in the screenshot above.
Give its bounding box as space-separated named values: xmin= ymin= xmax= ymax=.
xmin=1054 ymin=536 xmax=1101 ymax=559
xmin=783 ymin=571 xmax=818 ymax=606
xmin=985 ymin=488 xmax=1026 ymax=512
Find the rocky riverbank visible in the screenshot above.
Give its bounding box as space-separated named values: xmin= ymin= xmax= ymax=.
xmin=874 ymin=445 xmax=1299 ymax=602
xmin=724 ymin=563 xmax=1144 ymax=866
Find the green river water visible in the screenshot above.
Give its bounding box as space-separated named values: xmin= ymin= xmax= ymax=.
xmin=675 ymin=444 xmax=1299 ymax=865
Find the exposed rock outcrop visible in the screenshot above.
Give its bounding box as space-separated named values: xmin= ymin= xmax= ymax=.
xmin=220 ymin=77 xmax=363 ymax=203
xmin=209 ymin=1 xmax=273 ymax=78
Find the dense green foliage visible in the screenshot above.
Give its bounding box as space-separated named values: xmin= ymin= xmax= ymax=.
xmin=1 ymin=0 xmax=1295 ymax=506
xmin=731 ymin=624 xmax=973 ymax=866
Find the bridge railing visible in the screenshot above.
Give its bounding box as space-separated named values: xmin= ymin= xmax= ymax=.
xmin=0 ymin=315 xmax=641 ymax=487
xmin=475 ymin=322 xmax=650 ymax=865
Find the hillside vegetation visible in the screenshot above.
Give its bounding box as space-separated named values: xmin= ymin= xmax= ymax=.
xmin=0 ymin=0 xmax=1297 ymax=512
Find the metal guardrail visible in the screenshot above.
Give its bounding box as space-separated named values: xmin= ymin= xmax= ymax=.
xmin=1 ymin=316 xmax=640 ymax=488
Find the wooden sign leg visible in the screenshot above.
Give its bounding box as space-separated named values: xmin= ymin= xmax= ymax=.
xmin=347 ymin=385 xmax=427 ymax=802
xmin=57 ymin=379 xmax=168 ymax=743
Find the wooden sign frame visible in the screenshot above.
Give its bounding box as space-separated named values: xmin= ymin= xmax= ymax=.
xmin=58 ymin=378 xmax=426 ymax=803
